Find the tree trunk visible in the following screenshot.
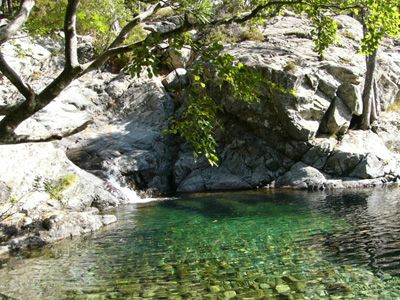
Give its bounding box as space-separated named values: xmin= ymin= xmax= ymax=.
xmin=0 ymin=68 xmax=79 ymax=142
xmin=359 ymin=48 xmax=378 ymax=130
xmin=6 ymin=0 xmax=12 ymax=16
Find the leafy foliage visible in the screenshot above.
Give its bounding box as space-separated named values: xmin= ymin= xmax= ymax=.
xmin=357 ymin=0 xmax=400 ymax=54
xmin=179 ymin=0 xmax=214 ymax=24
xmin=26 ymin=0 xmax=131 ymax=50
xmin=166 ymin=41 xmax=267 ymax=165
xmin=169 ymin=95 xmax=221 ymax=166
xmin=309 ymin=11 xmax=338 ymax=58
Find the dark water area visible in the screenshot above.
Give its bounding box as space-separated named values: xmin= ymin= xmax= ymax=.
xmin=0 ymin=189 xmax=400 ymax=299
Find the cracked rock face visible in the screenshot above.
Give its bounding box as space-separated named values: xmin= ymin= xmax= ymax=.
xmin=173 ymin=15 xmax=400 ymax=192
xmin=223 ymin=15 xmax=399 ymax=141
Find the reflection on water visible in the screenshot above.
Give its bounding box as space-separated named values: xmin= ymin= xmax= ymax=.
xmin=0 ymin=189 xmax=400 ymax=299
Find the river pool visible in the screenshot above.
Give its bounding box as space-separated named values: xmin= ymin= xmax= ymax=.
xmin=0 ymin=189 xmax=400 ymax=299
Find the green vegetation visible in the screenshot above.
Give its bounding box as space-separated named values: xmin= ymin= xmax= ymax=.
xmin=239 ymin=26 xmax=264 ymax=42
xmin=387 ymin=101 xmax=400 ymax=112
xmin=33 ymin=174 xmax=77 ymax=203
xmin=343 ymin=30 xmax=358 ymax=40
xmin=43 ymin=174 xmax=77 ymax=202
xmin=309 ymin=11 xmax=338 ymax=59
xmin=0 ymin=0 xmax=399 ymax=163
xmin=283 ymin=60 xmax=298 ymax=73
xmin=166 ymin=41 xmax=266 ymax=165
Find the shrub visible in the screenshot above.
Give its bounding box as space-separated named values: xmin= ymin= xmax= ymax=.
xmin=387 ymin=101 xmax=400 ymax=112
xmin=239 ymin=26 xmax=264 ymax=42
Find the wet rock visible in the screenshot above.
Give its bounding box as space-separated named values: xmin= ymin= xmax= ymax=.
xmin=142 ymin=289 xmax=156 ymax=298
xmin=102 ymin=215 xmax=117 ymax=225
xmin=326 ymin=283 xmax=352 ymax=295
xmin=282 ymin=275 xmax=306 ymax=292
xmin=276 ymin=162 xmax=326 ymax=189
xmin=260 ymin=283 xmax=271 ymax=289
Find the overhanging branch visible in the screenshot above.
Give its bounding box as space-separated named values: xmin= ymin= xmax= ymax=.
xmin=109 ymin=2 xmax=162 ymax=49
xmin=0 ymin=0 xmax=35 ymax=45
xmin=0 ymin=52 xmax=35 ymax=99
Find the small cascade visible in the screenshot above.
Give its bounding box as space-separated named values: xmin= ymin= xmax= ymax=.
xmin=105 ymin=168 xmax=162 ymax=204
xmin=106 ymin=175 xmax=143 ymax=203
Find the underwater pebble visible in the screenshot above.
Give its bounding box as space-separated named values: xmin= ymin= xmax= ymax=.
xmin=224 ymin=290 xmax=237 ymax=299
xmin=276 ymin=284 xmax=291 ymax=294
xmin=209 ymin=285 xmax=221 ymax=293
xmin=260 ymin=283 xmax=270 ymax=289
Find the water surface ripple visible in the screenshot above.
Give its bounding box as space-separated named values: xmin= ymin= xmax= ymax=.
xmin=0 ymin=189 xmax=400 ymax=299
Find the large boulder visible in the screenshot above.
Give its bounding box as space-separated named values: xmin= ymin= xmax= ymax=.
xmin=0 ymin=142 xmax=124 ymax=254
xmin=0 ymin=143 xmax=121 ymax=212
xmin=336 ymin=83 xmax=363 ymax=115
xmin=319 ymin=97 xmax=352 ymax=135
xmin=275 ymin=162 xmax=327 ymax=189
xmin=323 ymin=131 xmax=394 ymax=179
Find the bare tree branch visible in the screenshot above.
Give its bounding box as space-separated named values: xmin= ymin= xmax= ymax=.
xmin=0 ymin=0 xmax=35 ymax=44
xmin=64 ymin=0 xmax=80 ymax=69
xmin=109 ymin=2 xmax=161 ymax=49
xmin=80 ymin=45 xmax=133 ymax=75
xmin=0 ymin=52 xmax=34 ymax=98
xmin=0 ymin=104 xmax=19 ymax=115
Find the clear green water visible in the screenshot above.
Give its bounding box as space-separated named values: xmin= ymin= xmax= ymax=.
xmin=1 ymin=189 xmax=400 ymax=299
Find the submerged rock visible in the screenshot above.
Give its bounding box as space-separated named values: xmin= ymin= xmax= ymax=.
xmin=223 ymin=290 xmax=237 ymax=299
xmin=275 ymin=162 xmax=326 ymax=189
xmin=275 ymin=283 xmax=291 ymax=295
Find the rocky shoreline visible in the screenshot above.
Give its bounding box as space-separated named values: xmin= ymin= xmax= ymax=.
xmin=1 ymin=14 xmax=400 ymax=255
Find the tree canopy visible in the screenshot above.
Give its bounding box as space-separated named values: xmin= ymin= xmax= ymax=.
xmin=0 ymin=0 xmax=399 ymax=164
